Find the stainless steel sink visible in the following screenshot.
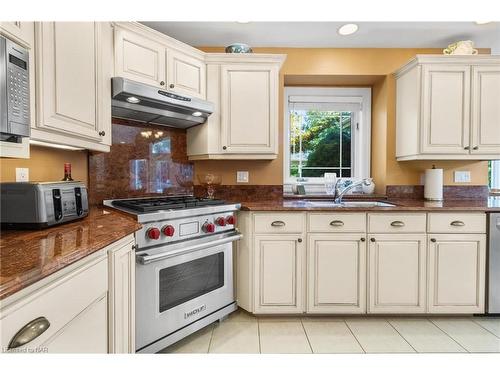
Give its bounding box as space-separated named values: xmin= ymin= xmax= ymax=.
xmin=288 ymin=200 xmax=396 ymax=208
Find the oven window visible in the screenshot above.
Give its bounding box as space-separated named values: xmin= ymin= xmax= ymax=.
xmin=159 ymin=252 xmax=224 ymax=313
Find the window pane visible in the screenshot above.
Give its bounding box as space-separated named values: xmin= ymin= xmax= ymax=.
xmin=289 ymin=110 xmax=352 ymax=179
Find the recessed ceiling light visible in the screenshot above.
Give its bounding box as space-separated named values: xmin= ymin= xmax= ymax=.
xmin=126 ymin=96 xmax=140 ymax=104
xmin=338 ymin=23 xmax=359 ymax=36
xmin=192 ymin=111 xmax=203 ymax=117
xmin=475 ymin=21 xmax=492 ymax=25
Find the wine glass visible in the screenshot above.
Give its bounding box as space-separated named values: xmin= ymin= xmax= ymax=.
xmin=324 ymin=173 xmax=337 ymax=195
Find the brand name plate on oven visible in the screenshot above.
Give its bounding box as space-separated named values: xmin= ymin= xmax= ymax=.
xmin=184 ymin=304 xmax=206 ymax=319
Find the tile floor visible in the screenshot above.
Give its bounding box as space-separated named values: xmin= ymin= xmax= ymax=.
xmin=160 ymin=309 xmax=500 ymax=354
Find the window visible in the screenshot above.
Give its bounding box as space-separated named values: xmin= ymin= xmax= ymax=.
xmin=284 ymin=87 xmax=371 ymax=184
xmin=490 ymin=160 xmax=500 ymax=193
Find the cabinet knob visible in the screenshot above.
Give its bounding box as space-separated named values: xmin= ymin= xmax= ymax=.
xmin=8 ymin=317 xmax=50 ymax=349
xmin=473 ymin=146 xmax=479 ymax=150
xmin=464 ymin=146 xmax=470 ymax=150
xmin=169 ymin=83 xmax=175 ymax=89
xmin=430 ymin=238 xmax=436 ymax=242
xmin=99 ymin=131 xmax=105 ymax=136
xmin=222 ymin=146 xmax=227 ymax=150
xmin=370 ymin=238 xmax=376 ymax=242
xmin=297 ymin=238 xmax=302 ymax=243
xmin=360 ymin=238 xmax=366 ymax=242
xmin=160 ymin=81 xmax=165 ymax=86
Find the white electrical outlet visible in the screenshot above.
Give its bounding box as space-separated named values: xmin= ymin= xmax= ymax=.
xmin=454 ymin=171 xmax=471 ymax=183
xmin=237 ymin=171 xmax=249 ymax=183
xmin=15 ymin=167 xmax=29 ymax=182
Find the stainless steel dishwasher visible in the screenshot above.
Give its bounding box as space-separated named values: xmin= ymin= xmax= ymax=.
xmin=488 ymin=212 xmax=500 ymax=314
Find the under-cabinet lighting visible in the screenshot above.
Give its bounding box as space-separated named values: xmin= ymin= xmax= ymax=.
xmin=29 ymin=139 xmax=85 ymax=151
xmin=475 ymin=21 xmax=492 ymax=25
xmin=126 ymin=96 xmax=141 ymax=104
xmin=192 ymin=111 xmax=203 ymax=117
xmin=338 ymin=23 xmax=359 ymax=36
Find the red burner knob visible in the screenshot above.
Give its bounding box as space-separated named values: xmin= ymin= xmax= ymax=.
xmin=226 ymin=215 xmax=235 ymax=225
xmin=203 ymin=222 xmax=216 ymax=233
xmin=162 ymin=225 xmax=175 ymax=237
xmin=147 ymin=227 xmax=161 ymax=240
xmin=215 ymin=217 xmax=226 ymax=226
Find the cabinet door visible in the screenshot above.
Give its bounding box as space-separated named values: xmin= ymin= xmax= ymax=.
xmin=108 ymin=238 xmax=135 ymax=353
xmin=167 ymin=49 xmax=206 ymax=98
xmin=35 ymin=22 xmax=110 ymax=144
xmin=470 ymin=66 xmax=500 ymax=155
xmin=421 ymin=64 xmax=470 ymax=154
xmin=428 ymin=234 xmax=486 ymax=313
xmin=254 ymin=234 xmax=304 ymax=313
xmin=220 ymin=64 xmax=278 ymax=154
xmin=307 ymin=234 xmax=366 ymax=313
xmin=114 ymin=27 xmax=166 ymax=88
xmin=0 ymin=22 xmax=34 ymax=47
xmin=368 ymin=234 xmax=427 ymax=313
xmin=42 ymin=296 xmax=108 ymax=353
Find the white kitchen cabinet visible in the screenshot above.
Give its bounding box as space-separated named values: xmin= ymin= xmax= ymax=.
xmin=395 ymin=54 xmax=500 ymax=160
xmin=32 ymin=22 xmax=112 ymax=152
xmin=167 ymin=49 xmax=206 ymax=98
xmin=471 ymin=65 xmax=500 ymax=155
xmin=427 ymin=234 xmax=486 ymax=314
xmin=368 ymin=234 xmax=427 ymax=313
xmin=187 ymin=54 xmax=286 ymax=160
xmin=114 ymin=26 xmax=166 ymax=88
xmin=0 ymin=249 xmax=109 ymax=353
xmin=254 ymin=234 xmax=305 ymax=313
xmin=0 ymin=22 xmax=34 ymax=47
xmin=108 ymin=235 xmax=135 ymax=353
xmin=307 ymin=234 xmax=366 ymax=313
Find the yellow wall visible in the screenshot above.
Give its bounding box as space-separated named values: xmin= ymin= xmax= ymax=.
xmin=0 ymin=146 xmax=89 ymax=185
xmin=196 ymin=47 xmax=489 ymax=189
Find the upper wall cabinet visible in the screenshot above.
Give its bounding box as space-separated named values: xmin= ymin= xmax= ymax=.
xmin=395 ymin=55 xmax=500 ymax=161
xmin=187 ymin=54 xmax=286 ymax=160
xmin=113 ymin=22 xmax=206 ymax=99
xmin=32 ymin=22 xmax=113 ymax=152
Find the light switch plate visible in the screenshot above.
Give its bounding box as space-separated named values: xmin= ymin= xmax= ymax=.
xmin=237 ymin=171 xmax=249 ymax=183
xmin=15 ymin=167 xmax=29 ymax=182
xmin=454 ymin=170 xmax=471 ymax=183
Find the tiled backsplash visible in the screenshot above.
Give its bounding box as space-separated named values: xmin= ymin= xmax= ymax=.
xmin=88 ymin=118 xmax=193 ymax=205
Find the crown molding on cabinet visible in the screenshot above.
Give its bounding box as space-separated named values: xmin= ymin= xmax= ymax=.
xmin=204 ymin=53 xmax=287 ymax=67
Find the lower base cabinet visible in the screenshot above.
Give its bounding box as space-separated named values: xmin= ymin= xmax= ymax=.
xmin=254 ymin=235 xmax=305 ymax=313
xmin=428 ymin=234 xmax=486 ymax=313
xmin=307 ymin=234 xmax=366 ymax=313
xmin=368 ymin=234 xmax=427 ymax=313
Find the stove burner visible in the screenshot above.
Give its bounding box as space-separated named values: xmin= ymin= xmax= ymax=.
xmin=112 ymin=196 xmax=227 ymax=213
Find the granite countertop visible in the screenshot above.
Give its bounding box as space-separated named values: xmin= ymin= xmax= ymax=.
xmin=0 ymin=207 xmax=141 ymax=301
xmin=239 ymin=196 xmax=500 ymax=212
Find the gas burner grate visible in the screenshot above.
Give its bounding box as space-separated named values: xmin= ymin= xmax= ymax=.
xmin=112 ymin=196 xmax=227 ymax=213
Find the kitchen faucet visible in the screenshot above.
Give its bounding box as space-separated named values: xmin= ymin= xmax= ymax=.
xmin=334 ymin=178 xmax=372 ymax=204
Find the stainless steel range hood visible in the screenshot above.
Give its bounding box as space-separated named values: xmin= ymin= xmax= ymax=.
xmin=111 ymin=77 xmax=214 ymax=129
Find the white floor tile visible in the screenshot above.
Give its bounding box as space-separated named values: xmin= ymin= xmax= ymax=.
xmin=259 ymin=321 xmax=312 ymax=353
xmin=389 ymin=319 xmax=466 ymax=353
xmin=209 ymin=322 xmax=260 ymax=353
xmin=160 ymin=324 xmax=214 ymax=353
xmin=225 ymin=308 xmax=257 ymax=323
xmin=258 ymin=315 xmax=303 ymax=322
xmin=472 ymin=317 xmax=500 ymax=338
xmin=345 ymin=319 xmax=415 ymax=353
xmin=302 ymin=321 xmax=364 ymax=353
xmin=431 ymin=318 xmax=500 ymax=353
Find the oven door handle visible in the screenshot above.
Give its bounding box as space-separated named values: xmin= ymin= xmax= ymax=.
xmin=136 ymin=233 xmax=243 ymax=265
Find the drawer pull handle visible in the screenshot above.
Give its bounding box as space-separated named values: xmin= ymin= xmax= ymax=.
xmin=329 ymin=220 xmax=345 ymax=227
xmin=450 ymin=221 xmax=465 ymax=227
xmin=390 ymin=221 xmax=405 ymax=227
xmin=271 ymin=220 xmax=286 ymax=227
xmin=8 ymin=317 xmax=50 ymax=350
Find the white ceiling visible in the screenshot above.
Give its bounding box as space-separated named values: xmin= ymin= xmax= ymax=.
xmin=141 ymin=22 xmax=500 ymax=53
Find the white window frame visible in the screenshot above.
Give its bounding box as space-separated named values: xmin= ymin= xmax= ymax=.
xmin=284 ymin=87 xmax=371 ymax=185
xmin=491 ymin=160 xmax=500 ymax=191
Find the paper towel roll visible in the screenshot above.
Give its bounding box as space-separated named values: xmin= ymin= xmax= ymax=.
xmin=424 ymin=167 xmax=443 ymax=201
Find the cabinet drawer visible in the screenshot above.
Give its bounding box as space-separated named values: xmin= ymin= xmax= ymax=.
xmin=308 ymin=213 xmax=366 ymax=233
xmin=254 ymin=213 xmax=305 ymax=234
xmin=0 ymin=254 xmax=108 ymax=351
xmin=368 ymin=213 xmax=426 ymax=233
xmin=428 ymin=212 xmax=486 ymax=233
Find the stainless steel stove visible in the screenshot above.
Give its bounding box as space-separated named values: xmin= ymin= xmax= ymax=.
xmin=104 ymin=196 xmax=241 ymax=353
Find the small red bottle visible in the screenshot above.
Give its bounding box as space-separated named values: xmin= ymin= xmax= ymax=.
xmin=62 ymin=163 xmax=74 ymax=181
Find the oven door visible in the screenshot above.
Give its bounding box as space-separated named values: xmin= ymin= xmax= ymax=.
xmin=135 ymin=231 xmax=241 ymax=351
